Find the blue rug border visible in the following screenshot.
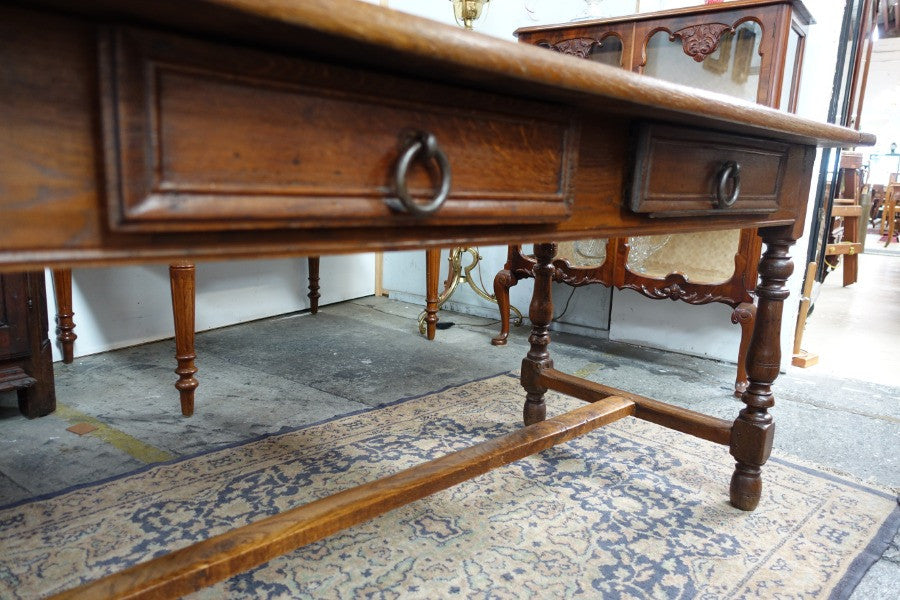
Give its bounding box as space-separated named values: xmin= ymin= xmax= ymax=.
xmin=1 ymin=369 xmax=895 ymax=600
xmin=0 ymin=370 xmax=516 ymax=512
xmin=766 ymin=459 xmax=899 ymax=600
xmin=769 ymin=456 xmax=896 ymax=501
xmin=829 ymin=503 xmax=900 ymax=600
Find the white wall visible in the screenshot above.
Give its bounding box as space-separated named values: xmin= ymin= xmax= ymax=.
xmin=381 ymin=0 xmax=849 ymax=369
xmin=45 ymin=256 xmax=376 ymax=361
xmin=859 ymin=36 xmax=900 ymax=178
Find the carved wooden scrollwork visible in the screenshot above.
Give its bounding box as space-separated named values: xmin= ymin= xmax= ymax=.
xmin=552 ymin=260 xmax=609 ymax=287
xmin=620 ymin=273 xmax=732 ymax=305
xmin=547 ymin=38 xmax=599 ymax=59
xmin=671 ymin=23 xmax=732 ymax=62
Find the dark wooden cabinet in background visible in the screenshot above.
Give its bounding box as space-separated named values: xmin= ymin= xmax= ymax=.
xmin=0 ymin=272 xmax=55 ymax=418
xmin=494 ymin=0 xmax=811 ymax=396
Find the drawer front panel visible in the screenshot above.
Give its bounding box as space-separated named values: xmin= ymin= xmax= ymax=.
xmin=629 ymin=123 xmax=789 ymax=217
xmin=102 ymin=28 xmax=579 ymax=231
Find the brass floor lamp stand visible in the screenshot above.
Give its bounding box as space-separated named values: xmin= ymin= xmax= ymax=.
xmin=419 ymin=247 xmax=523 ymax=339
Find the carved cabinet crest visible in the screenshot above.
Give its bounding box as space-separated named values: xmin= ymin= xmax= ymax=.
xmin=671 ymin=23 xmax=733 ymax=62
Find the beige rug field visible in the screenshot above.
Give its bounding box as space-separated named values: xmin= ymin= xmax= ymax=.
xmin=0 ymin=374 xmax=896 ymax=598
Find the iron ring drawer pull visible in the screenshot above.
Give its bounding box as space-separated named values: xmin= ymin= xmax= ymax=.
xmin=386 ymin=131 xmax=452 ymax=217
xmin=715 ymin=161 xmax=741 ymax=209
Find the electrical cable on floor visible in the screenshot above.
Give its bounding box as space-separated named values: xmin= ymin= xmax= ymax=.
xmin=443 ymin=281 xmax=578 ymax=330
xmin=552 ymin=286 xmax=577 ymax=323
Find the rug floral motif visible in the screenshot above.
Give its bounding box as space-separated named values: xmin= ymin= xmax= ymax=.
xmin=0 ymin=374 xmax=896 ymax=599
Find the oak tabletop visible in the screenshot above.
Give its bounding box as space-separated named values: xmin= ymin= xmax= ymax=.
xmin=18 ymin=0 xmax=873 ymax=148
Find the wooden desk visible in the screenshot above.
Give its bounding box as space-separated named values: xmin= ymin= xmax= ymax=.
xmin=0 ymin=1 xmax=873 ymax=597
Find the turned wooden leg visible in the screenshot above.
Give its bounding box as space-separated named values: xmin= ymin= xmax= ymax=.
xmin=490 ymin=269 xmax=519 ymax=346
xmin=730 ymin=232 xmax=793 ymax=511
xmin=52 ymin=269 xmax=76 ymax=364
xmin=424 ymin=248 xmax=441 ymax=340
xmin=521 ymin=242 xmax=557 ymax=425
xmin=307 ymin=256 xmax=320 ymax=314
xmin=169 ymin=262 xmax=198 ymax=417
xmin=731 ymin=302 xmax=756 ymax=398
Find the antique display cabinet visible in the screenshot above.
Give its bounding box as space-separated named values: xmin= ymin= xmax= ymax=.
xmin=0 ymin=272 xmax=55 ymax=418
xmin=493 ymin=0 xmax=811 ymax=395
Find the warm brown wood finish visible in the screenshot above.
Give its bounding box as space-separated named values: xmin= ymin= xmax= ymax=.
xmin=729 ymin=229 xmax=794 ymax=511
xmin=515 ymin=1 xmax=813 ymax=107
xmin=498 ymin=0 xmax=816 ymax=396
xmin=0 ymin=272 xmax=55 ymax=418
xmin=102 ymin=27 xmax=577 ymax=233
xmin=51 ymin=269 xmax=76 ymax=364
xmin=0 ymin=0 xmax=874 ymax=594
xmin=169 ymin=263 xmax=198 ymax=417
xmin=424 ymin=248 xmax=441 ymax=340
xmin=51 ymin=394 xmax=635 ymax=600
xmin=731 ymin=302 xmax=757 ymax=397
xmin=537 ymin=368 xmax=733 ymax=446
xmin=630 ymin=124 xmax=788 ymax=216
xmin=827 ymin=153 xmax=865 ymax=286
xmin=0 ymin=1 xmax=871 ymax=271
xmin=521 ymin=243 xmax=557 ymax=426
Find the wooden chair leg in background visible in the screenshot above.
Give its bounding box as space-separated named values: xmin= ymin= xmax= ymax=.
xmin=307 ymin=257 xmax=320 ymax=314
xmin=731 ymin=302 xmax=756 ymax=397
xmin=169 ymin=262 xmax=198 ymax=417
xmin=424 ymin=248 xmax=441 ymax=340
xmin=51 ymin=269 xmax=76 ymax=364
xmin=491 ymin=269 xmax=519 ymax=346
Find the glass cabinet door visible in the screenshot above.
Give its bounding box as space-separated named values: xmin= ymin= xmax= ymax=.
xmin=643 ymin=21 xmax=764 ymax=103
xmin=631 ymin=20 xmax=765 ymax=285
xmin=589 ymin=35 xmax=623 ymax=68
xmin=779 ymin=23 xmax=805 ymax=112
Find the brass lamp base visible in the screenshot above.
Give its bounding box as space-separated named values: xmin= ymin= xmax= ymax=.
xmin=418 ymin=247 xmax=523 ymax=335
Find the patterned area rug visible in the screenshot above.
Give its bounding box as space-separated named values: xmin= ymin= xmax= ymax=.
xmin=1 ymin=374 xmax=897 ymax=599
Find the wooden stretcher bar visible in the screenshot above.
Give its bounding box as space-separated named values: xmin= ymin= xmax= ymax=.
xmin=51 ymin=395 xmax=635 ymax=599
xmin=538 ymin=368 xmax=733 ymax=446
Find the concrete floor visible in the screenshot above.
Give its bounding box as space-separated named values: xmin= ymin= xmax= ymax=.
xmin=1 ymin=283 xmax=897 ymax=597
xmin=799 ymin=235 xmax=900 ymax=387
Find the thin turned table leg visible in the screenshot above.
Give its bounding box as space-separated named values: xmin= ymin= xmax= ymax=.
xmin=51 ymin=269 xmax=76 ymax=364
xmin=169 ymin=262 xmax=198 ymax=417
xmin=730 ymin=231 xmax=793 ymax=511
xmin=521 ymin=242 xmax=556 ymax=425
xmin=424 ymin=248 xmax=441 ymax=340
xmin=307 ymin=256 xmax=320 ymax=314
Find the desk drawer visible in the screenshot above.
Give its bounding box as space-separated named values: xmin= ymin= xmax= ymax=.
xmin=101 ymin=28 xmax=578 ymax=232
xmin=628 ymin=123 xmax=789 ymax=217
